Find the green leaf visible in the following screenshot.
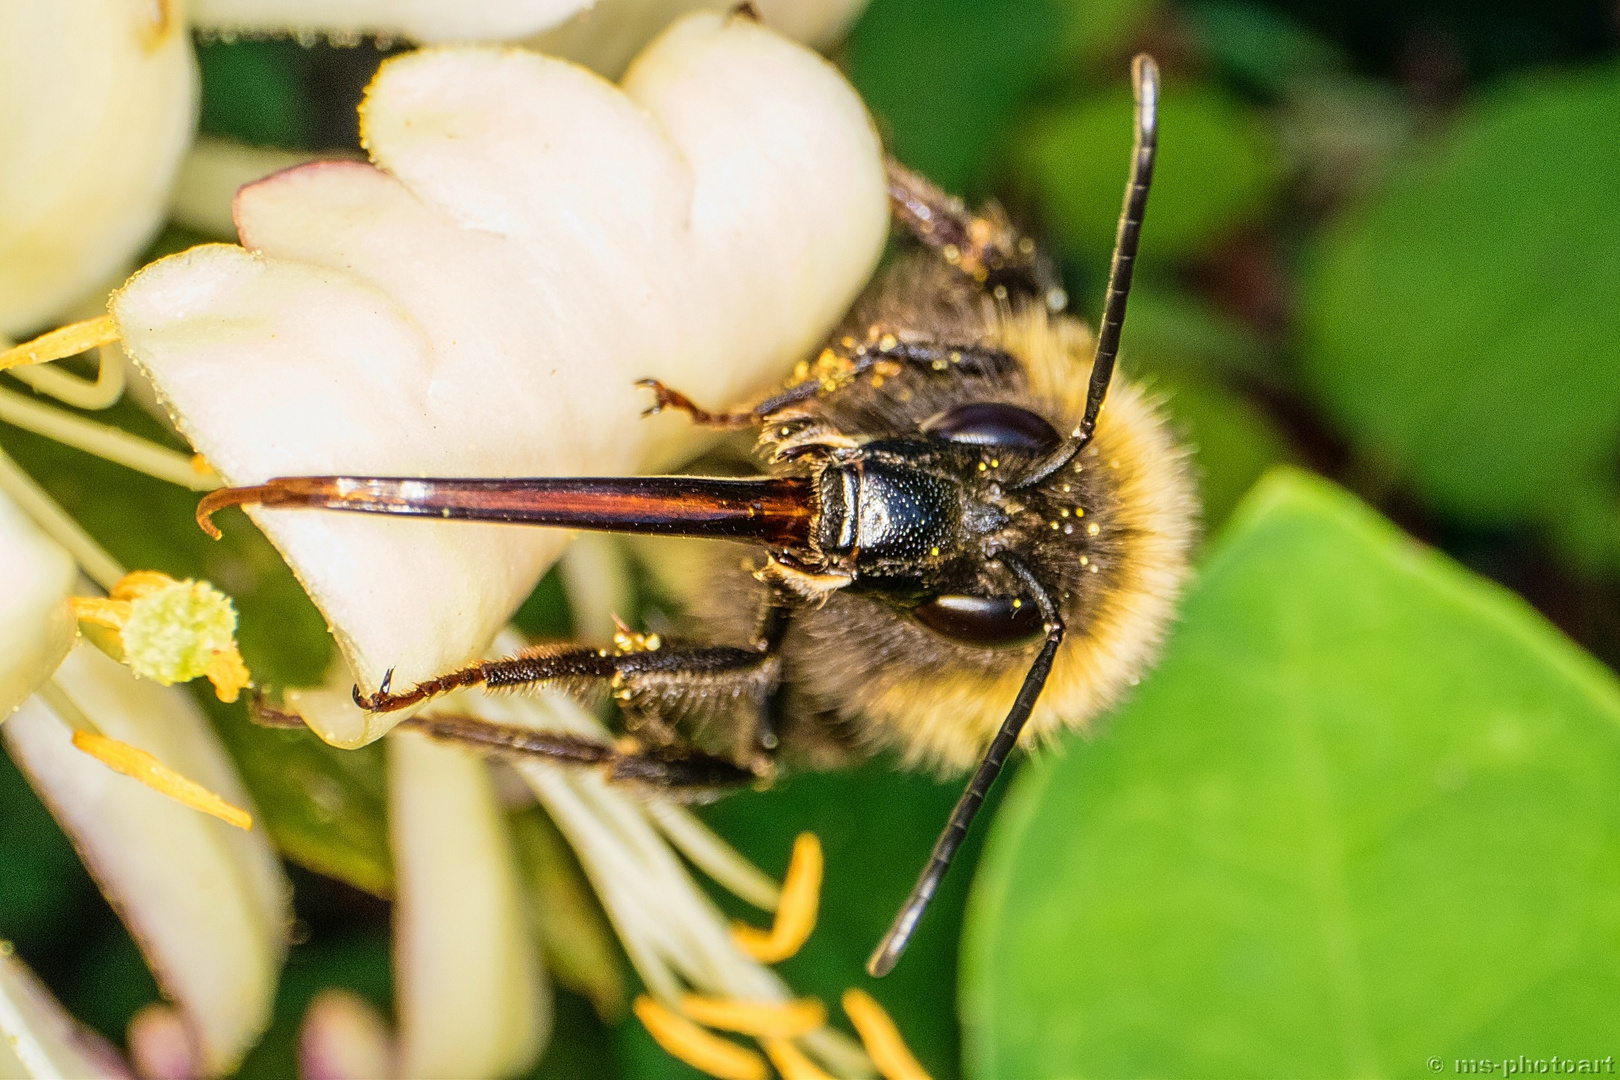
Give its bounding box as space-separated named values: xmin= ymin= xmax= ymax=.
xmin=1020 ymin=83 xmax=1283 ymax=263
xmin=1156 ymin=374 xmax=1295 ymax=532
xmin=1300 ymin=65 xmax=1620 ymax=567
xmin=963 ymin=468 xmax=1620 ymax=1078
xmin=847 ymin=0 xmax=1067 ymax=194
xmin=196 ymin=38 xmax=316 ymax=149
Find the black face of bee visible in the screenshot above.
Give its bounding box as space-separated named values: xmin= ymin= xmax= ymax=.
xmin=808 ymin=404 xmax=1070 ymax=647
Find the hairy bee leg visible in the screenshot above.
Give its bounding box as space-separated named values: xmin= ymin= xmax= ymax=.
xmin=746 ymin=601 xmax=792 ymax=760
xmin=635 ymin=379 xmax=757 ymax=428
xmin=399 ymin=713 xmax=756 ymax=791
xmin=886 ymin=157 xmax=1061 ymax=305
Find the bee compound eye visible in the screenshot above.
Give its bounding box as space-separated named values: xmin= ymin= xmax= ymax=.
xmin=912 ymin=593 xmax=1045 ymax=648
xmin=920 ymin=402 xmax=1062 ymax=454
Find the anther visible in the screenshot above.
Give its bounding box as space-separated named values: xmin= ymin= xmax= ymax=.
xmin=72 ymin=731 xmax=252 ymax=831
xmin=678 ymin=995 xmax=826 ymax=1038
xmin=842 ymin=989 xmax=932 ymax=1080
xmin=732 ymin=832 xmax=822 ymax=963
xmin=633 ymin=997 xmax=767 ymax=1080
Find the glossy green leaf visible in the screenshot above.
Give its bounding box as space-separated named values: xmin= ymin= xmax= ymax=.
xmin=1021 ymin=83 xmax=1283 ymax=263
xmin=1300 ymin=65 xmax=1620 ymax=567
xmin=963 ymin=468 xmax=1620 ymax=1078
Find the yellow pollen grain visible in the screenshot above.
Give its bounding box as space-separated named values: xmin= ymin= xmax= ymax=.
xmin=763 ymin=1039 xmax=835 ymax=1080
xmin=842 ymin=989 xmax=932 ymax=1080
xmin=977 ymin=462 xmax=988 ymax=472
xmin=634 ymin=997 xmax=767 ymax=1080
xmin=1011 ymin=598 xmax=1022 ymax=609
xmin=71 ymin=731 xmax=252 ymax=831
xmin=0 ymin=315 xmax=119 ymax=372
xmin=929 ymin=547 xmax=940 ymax=557
xmin=1059 ymin=508 xmax=1070 ymax=517
xmin=679 ymin=995 xmax=826 ymax=1038
xmin=1079 ymin=556 xmax=1089 ymax=566
xmin=733 ymin=832 xmax=821 ymax=963
xmin=989 ymin=459 xmax=999 ymax=469
xmin=1086 ymin=523 xmax=1100 ymax=536
xmin=1049 ymin=521 xmax=1060 ymax=530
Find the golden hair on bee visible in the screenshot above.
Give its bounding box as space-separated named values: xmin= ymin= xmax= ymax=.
xmin=196 ymin=54 xmax=1177 ymax=978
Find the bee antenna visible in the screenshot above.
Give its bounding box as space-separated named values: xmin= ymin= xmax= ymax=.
xmin=867 ymin=554 xmax=1065 ymax=977
xmin=1077 ymin=53 xmax=1159 ymax=449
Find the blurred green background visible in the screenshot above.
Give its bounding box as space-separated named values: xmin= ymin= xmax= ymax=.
xmin=4 ymin=0 xmax=1620 ymax=1076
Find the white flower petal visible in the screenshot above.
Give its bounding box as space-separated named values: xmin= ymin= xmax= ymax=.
xmin=2 ymin=647 xmax=289 ymax=1077
xmin=0 ymin=943 xmax=129 ymax=1080
xmin=170 ymin=137 xmax=332 ymax=239
xmin=114 ymin=15 xmax=885 ymax=747
xmin=190 ymin=0 xmax=595 ymax=45
xmin=533 ymin=0 xmax=867 ymax=78
xmin=389 ymin=730 xmax=548 ymax=1079
xmin=0 ymin=0 xmax=196 ymax=336
xmin=0 ymin=493 xmax=76 ymax=722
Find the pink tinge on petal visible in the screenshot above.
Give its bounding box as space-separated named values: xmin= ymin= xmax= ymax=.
xmin=128 ymin=1003 xmax=200 ymax=1080
xmin=297 ymin=989 xmax=395 ymax=1080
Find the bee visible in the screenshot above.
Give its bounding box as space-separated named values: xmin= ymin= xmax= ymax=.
xmin=200 ymin=55 xmax=1193 ymax=977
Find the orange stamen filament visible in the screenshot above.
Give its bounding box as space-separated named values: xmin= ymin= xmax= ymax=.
xmin=763 ymin=1038 xmax=835 ymax=1080
xmin=0 ymin=316 xmax=119 ymax=372
xmin=732 ymin=832 xmax=821 ymax=963
xmin=633 ymin=997 xmax=767 ymax=1080
xmin=678 ymin=994 xmax=826 ymax=1039
xmin=842 ymin=989 xmax=932 ymax=1080
xmin=71 ymin=731 xmax=252 ymax=831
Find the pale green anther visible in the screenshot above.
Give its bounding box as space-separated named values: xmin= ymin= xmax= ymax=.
xmin=120 ymin=579 xmax=239 ymax=686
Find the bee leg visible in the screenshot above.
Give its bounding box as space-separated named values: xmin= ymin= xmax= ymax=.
xmin=746 ymin=601 xmax=793 ymax=761
xmin=886 ymin=157 xmax=1063 ymax=308
xmin=398 ymin=712 xmax=756 ymax=792
xmin=635 ymin=379 xmax=757 ymax=428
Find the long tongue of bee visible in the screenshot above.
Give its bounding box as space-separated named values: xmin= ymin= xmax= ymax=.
xmin=197 ymin=474 xmax=813 ymax=546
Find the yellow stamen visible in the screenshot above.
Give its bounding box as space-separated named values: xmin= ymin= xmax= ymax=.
xmin=762 ymin=1038 xmax=835 ymax=1080
xmin=69 ymin=596 xmax=132 ymax=632
xmin=71 ymin=731 xmax=252 ymax=831
xmin=732 ymin=832 xmax=822 ymax=963
xmin=0 ymin=316 xmax=119 ymax=372
xmin=678 ymin=994 xmax=825 ymax=1038
xmin=842 ymin=989 xmax=932 ymax=1080
xmin=633 ymin=997 xmax=767 ymax=1080
xmin=82 ymin=571 xmax=253 ymax=703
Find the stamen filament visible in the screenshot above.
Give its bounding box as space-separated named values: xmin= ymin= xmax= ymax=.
xmin=5 ymin=342 xmax=124 ymax=410
xmin=842 ymin=990 xmax=932 ymax=1080
xmin=70 ymin=730 xmax=252 ymax=831
xmin=0 ymin=387 xmax=220 ymax=491
xmin=0 ymin=316 xmax=119 ymax=372
xmin=0 ymin=448 xmax=124 ymax=591
xmin=633 ymin=996 xmax=768 ymax=1080
xmin=763 ymin=1038 xmax=836 ymax=1080
xmin=678 ymin=994 xmax=826 ymax=1038
xmin=732 ymin=833 xmax=821 ymax=963
xmin=645 ymin=801 xmax=782 ymax=911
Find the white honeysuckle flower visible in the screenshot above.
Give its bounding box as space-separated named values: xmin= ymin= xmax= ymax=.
xmin=3 ymin=645 xmax=290 ymax=1077
xmin=112 ymin=12 xmax=887 ymax=749
xmin=0 ymin=0 xmax=196 ymax=337
xmin=191 ymin=0 xmax=594 ymax=44
xmin=389 ymin=730 xmax=549 ymax=1078
xmin=0 ymin=492 xmax=77 ymax=721
xmin=0 ymin=943 xmax=130 ymax=1080
xmin=533 ymin=0 xmax=867 ymax=78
